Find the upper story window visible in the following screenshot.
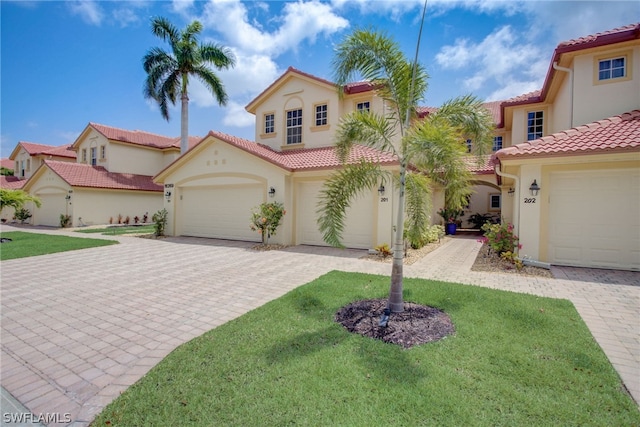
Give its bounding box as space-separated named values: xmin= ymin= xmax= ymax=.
xmin=492 ymin=136 xmax=503 ymax=152
xmin=264 ymin=113 xmax=275 ymax=134
xmin=26 ymin=159 xmax=31 ymax=172
xmin=465 ymin=139 xmax=472 ymax=153
xmin=527 ymin=111 xmax=544 ymax=141
xmin=90 ymin=147 xmax=97 ymax=166
xmin=19 ymin=160 xmax=25 ymax=178
xmin=100 ymin=145 xmax=106 ymax=160
xmin=356 ymin=101 xmax=370 ymax=112
xmin=81 ymin=149 xmax=87 ymax=163
xmin=598 ymin=56 xmax=625 ymax=81
xmin=315 ymin=104 xmax=327 ymax=126
xmin=286 ymin=109 xmax=302 ymax=145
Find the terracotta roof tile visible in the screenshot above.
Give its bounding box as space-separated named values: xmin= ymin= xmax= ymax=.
xmin=496 ymin=110 xmax=640 ymax=159
xmin=557 ymin=23 xmax=639 ymax=49
xmin=206 ymin=130 xmax=398 ymax=171
xmin=502 ymin=90 xmax=542 ymax=106
xmin=462 ymin=155 xmax=494 ymax=174
xmin=43 ymin=160 xmax=162 ymax=192
xmin=416 ymin=101 xmax=503 ymax=125
xmin=89 ymin=123 xmax=200 ymax=150
xmin=0 ymin=175 xmax=25 ymax=190
xmin=1 ymin=158 xmax=14 ymax=169
xmin=15 ymin=142 xmax=76 ymax=159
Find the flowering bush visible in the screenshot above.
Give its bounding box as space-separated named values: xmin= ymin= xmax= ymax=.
xmin=481 ymin=222 xmax=521 ymax=255
xmin=250 ymin=202 xmax=286 ymax=244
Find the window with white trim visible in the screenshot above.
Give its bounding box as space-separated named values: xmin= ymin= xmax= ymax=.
xmin=264 ymin=113 xmax=274 ymax=134
xmin=315 ymin=104 xmax=327 ymax=126
xmin=100 ymin=145 xmax=106 ymax=160
xmin=90 ymin=147 xmax=97 ymax=166
xmin=82 ymin=149 xmax=87 ymax=163
xmin=598 ymin=56 xmax=626 ymax=81
xmin=492 ymin=136 xmax=503 ymax=152
xmin=356 ymin=101 xmax=370 ymax=112
xmin=489 ymin=193 xmax=501 ymax=211
xmin=286 ymin=109 xmax=302 ymax=144
xmin=527 ymin=111 xmax=543 ymax=141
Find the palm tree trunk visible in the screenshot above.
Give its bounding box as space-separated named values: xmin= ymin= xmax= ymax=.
xmin=180 ymin=92 xmax=189 ymax=154
xmin=388 ymin=160 xmax=407 ymax=313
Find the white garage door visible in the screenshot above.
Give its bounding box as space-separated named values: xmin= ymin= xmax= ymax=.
xmin=297 ymin=181 xmax=374 ymax=249
xmin=35 ymin=193 xmax=68 ymax=227
xmin=548 ymin=169 xmax=640 ymax=270
xmin=180 ymin=185 xmax=262 ymax=242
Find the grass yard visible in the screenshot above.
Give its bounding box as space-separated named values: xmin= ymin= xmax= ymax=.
xmin=75 ymin=224 xmax=155 ymax=235
xmin=93 ymin=271 xmax=640 ymax=426
xmin=0 ymin=231 xmax=117 ymax=260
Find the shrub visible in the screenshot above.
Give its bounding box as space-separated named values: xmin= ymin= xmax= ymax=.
xmin=152 ymin=208 xmax=168 ymax=237
xmin=59 ymin=214 xmax=72 ymax=228
xmin=14 ymin=208 xmax=32 ymax=224
xmin=249 ymin=202 xmax=286 ymax=244
xmin=405 ymin=223 xmax=445 ymax=249
xmin=481 ymin=222 xmax=521 ymax=255
xmin=374 ymin=243 xmax=393 ymax=258
xmin=500 ymin=251 xmax=523 ymax=270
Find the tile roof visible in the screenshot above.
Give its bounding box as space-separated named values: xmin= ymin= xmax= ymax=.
xmin=13 ymin=142 xmax=76 ymax=159
xmin=89 ymin=123 xmax=200 ymax=150
xmin=462 ymin=155 xmax=494 ymax=174
xmin=416 ymin=101 xmax=503 ymax=125
xmin=1 ymin=158 xmax=14 ymax=169
xmin=41 ymin=160 xmax=163 ymax=192
xmin=205 ymin=130 xmax=399 ymax=171
xmin=556 ymin=23 xmax=639 ymax=50
xmin=495 ymin=110 xmax=640 ymax=160
xmin=0 ymin=175 xmax=25 ymax=190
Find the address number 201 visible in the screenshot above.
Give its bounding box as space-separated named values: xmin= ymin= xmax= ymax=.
xmin=524 ymin=197 xmax=536 ymax=204
xmin=380 ymin=197 xmax=389 ymax=203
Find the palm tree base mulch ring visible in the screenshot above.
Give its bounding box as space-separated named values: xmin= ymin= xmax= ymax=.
xmin=335 ymin=298 xmax=455 ymax=349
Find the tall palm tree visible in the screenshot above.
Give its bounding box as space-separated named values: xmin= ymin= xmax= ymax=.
xmin=143 ymin=17 xmax=236 ymax=154
xmin=318 ymin=29 xmax=494 ymax=313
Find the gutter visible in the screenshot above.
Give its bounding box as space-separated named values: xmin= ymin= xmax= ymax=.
xmin=493 ymin=160 xmax=520 ymax=249
xmin=552 ymin=62 xmax=574 ymax=127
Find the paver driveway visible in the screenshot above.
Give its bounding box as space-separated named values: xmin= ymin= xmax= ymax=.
xmin=1 ymin=227 xmax=638 ymax=426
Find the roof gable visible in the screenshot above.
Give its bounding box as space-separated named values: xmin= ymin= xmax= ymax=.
xmin=26 ymin=160 xmax=162 ymax=192
xmin=495 ymin=109 xmax=640 ymax=160
xmin=73 ymin=123 xmax=200 ymax=152
xmin=9 ymin=141 xmax=76 ymax=160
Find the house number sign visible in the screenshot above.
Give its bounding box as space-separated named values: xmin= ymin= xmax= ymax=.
xmin=380 ymin=197 xmax=389 ymax=203
xmin=524 ymin=197 xmax=536 ymax=204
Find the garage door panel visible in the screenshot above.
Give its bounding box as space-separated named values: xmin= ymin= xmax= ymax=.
xmin=297 ymin=181 xmax=373 ymax=249
xmin=549 ymin=169 xmax=639 ymax=270
xmin=180 ymin=186 xmax=262 ymax=242
xmin=36 ymin=194 xmax=67 ymax=227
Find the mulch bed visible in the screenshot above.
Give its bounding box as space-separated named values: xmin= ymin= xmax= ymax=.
xmin=471 ymin=244 xmax=554 ymax=277
xmin=335 ymin=298 xmax=455 ymax=349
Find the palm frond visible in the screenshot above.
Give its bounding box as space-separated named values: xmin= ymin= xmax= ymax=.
xmin=200 ymin=43 xmax=236 ymax=69
xmin=151 ymin=17 xmax=179 ymax=46
xmin=317 ymin=162 xmax=387 ymax=248
xmin=194 ymin=65 xmax=228 ymax=106
xmin=335 ymin=110 xmax=398 ymax=162
xmin=404 ymin=172 xmax=432 ymax=243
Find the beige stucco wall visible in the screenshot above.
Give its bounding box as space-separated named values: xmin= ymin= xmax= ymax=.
xmin=75 ymin=128 xmax=166 ymax=176
xmin=572 ymin=45 xmax=640 ymax=127
xmin=12 ymin=148 xmax=35 ymax=179
xmin=25 ymin=168 xmax=71 ymax=226
xmin=253 ymin=77 xmax=340 ymax=151
xmin=159 ymin=136 xmax=291 ymax=241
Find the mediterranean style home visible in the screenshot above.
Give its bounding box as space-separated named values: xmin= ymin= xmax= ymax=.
xmin=493 ymin=23 xmax=639 ymax=271
xmin=2 ymin=23 xmax=637 ymax=270
xmin=3 ymin=123 xmax=199 ymax=226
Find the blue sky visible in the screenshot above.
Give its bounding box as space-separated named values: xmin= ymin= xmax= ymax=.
xmin=1 ymin=0 xmax=637 ymax=156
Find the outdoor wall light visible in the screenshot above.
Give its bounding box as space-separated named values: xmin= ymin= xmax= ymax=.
xmin=529 ymin=179 xmax=540 ymax=196
xmin=65 ymin=194 xmax=71 ymax=201
xmin=268 ymin=187 xmax=276 ymax=197
xmin=165 ymin=191 xmax=172 ymax=199
xmin=507 ymin=187 xmax=515 ymax=197
xmin=378 ymin=184 xmax=385 ymax=196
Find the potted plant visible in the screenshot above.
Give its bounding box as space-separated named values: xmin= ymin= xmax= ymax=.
xmin=437 ymin=207 xmax=463 ymax=235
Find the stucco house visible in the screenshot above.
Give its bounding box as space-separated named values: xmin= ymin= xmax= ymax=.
xmin=18 ymin=123 xmax=200 ymax=227
xmin=154 ymin=67 xmax=499 ymax=248
xmin=493 ymin=23 xmax=640 ymax=271
xmin=8 ymin=141 xmax=76 ymax=181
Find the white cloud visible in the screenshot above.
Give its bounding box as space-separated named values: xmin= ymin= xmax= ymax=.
xmin=171 ymin=0 xmax=195 ymax=16
xmin=112 ymin=8 xmax=140 ymax=28
xmin=222 ymin=101 xmax=255 ymax=128
xmin=436 ymin=25 xmax=546 ymax=99
xmin=68 ymin=0 xmax=103 ymax=26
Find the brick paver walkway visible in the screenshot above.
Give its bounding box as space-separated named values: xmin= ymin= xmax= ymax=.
xmin=1 ymin=226 xmax=638 ymax=426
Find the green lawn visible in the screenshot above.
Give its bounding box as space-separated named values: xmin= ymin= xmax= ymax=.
xmin=75 ymin=224 xmax=155 ymax=235
xmin=0 ymin=231 xmax=117 ymax=260
xmin=93 ymin=271 xmax=640 ymax=426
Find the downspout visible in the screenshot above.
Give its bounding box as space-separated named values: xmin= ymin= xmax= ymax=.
xmin=494 ymin=161 xmax=520 ymax=244
xmin=553 ymin=62 xmax=573 ymax=127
